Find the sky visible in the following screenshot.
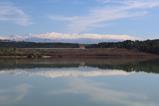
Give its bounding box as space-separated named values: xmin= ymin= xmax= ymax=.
xmin=0 ymin=0 xmax=159 ymax=42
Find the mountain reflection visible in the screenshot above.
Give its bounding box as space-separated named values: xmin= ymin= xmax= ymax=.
xmin=0 ymin=58 xmax=159 ymax=74
xmin=0 ymin=67 xmax=134 ymax=78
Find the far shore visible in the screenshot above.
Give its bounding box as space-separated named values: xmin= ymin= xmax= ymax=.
xmin=0 ymin=48 xmax=158 ymax=59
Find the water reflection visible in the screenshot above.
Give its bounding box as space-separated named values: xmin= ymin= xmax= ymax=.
xmin=0 ymin=58 xmax=159 ymax=74
xmin=0 ymin=67 xmax=134 ymax=78
xmin=0 ymin=58 xmax=159 ymax=106
xmin=0 ymin=84 xmax=31 ymax=104
xmin=48 ymin=79 xmax=155 ymax=106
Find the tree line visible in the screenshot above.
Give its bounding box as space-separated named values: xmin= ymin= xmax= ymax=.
xmin=86 ymin=39 xmax=159 ymax=54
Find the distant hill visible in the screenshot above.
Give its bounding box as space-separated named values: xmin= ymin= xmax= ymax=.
xmin=0 ymin=41 xmax=79 ymax=48
xmin=25 ymin=38 xmax=119 ymax=44
xmin=0 ymin=39 xmax=11 ymax=42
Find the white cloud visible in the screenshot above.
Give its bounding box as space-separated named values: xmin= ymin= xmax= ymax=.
xmin=49 ymin=15 xmax=78 ymax=21
xmin=0 ymin=31 xmax=140 ymax=43
xmin=0 ymin=2 xmax=31 ymax=26
xmin=32 ymin=32 xmax=138 ymax=41
xmin=49 ymin=0 xmax=159 ymax=33
xmin=0 ymin=36 xmax=10 ymax=40
xmin=0 ymin=32 xmax=139 ymax=43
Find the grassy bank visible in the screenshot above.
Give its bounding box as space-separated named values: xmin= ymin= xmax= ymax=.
xmin=0 ymin=48 xmax=158 ymax=59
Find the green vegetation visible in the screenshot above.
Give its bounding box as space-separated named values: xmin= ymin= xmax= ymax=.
xmin=86 ymin=39 xmax=159 ymax=54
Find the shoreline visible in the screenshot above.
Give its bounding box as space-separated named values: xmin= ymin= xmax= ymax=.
xmin=0 ymin=48 xmax=158 ymax=59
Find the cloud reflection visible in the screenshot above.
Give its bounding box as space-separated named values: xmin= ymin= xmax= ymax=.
xmin=49 ymin=79 xmax=157 ymax=106
xmin=0 ymin=84 xmax=31 ymax=104
xmin=0 ymin=67 xmax=135 ymax=78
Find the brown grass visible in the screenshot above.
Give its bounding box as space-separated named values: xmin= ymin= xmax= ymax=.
xmin=0 ymin=48 xmax=158 ymax=58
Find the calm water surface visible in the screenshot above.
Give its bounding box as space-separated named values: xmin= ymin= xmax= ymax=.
xmin=0 ymin=58 xmax=159 ymax=106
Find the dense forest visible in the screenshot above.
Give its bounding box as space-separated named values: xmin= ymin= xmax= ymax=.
xmin=0 ymin=39 xmax=158 ymax=55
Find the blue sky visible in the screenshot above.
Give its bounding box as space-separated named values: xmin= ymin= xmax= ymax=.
xmin=0 ymin=0 xmax=159 ymax=42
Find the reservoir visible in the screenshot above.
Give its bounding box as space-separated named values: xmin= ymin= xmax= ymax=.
xmin=0 ymin=58 xmax=159 ymax=106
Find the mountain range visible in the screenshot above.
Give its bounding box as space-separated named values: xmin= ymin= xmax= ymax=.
xmin=0 ymin=32 xmax=137 ymax=43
